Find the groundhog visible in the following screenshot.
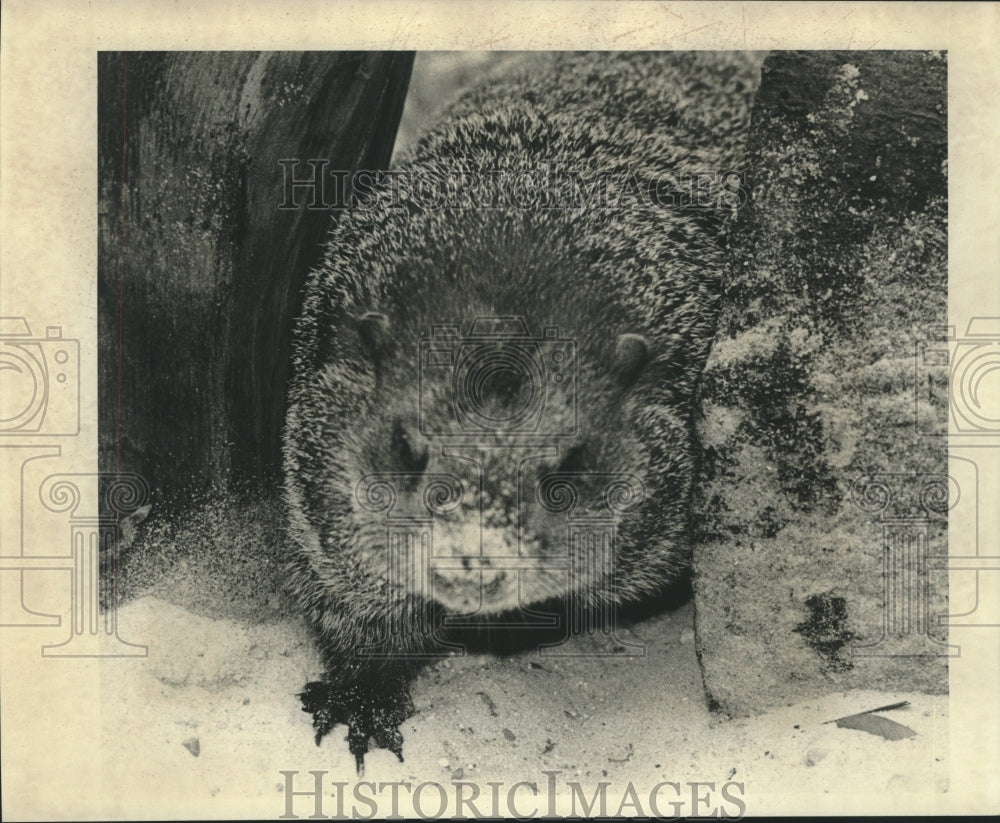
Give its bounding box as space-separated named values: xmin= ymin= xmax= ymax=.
xmin=284 ymin=51 xmax=759 ymax=772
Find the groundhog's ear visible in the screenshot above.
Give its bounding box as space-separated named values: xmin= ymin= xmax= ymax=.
xmin=612 ymin=333 xmax=650 ymax=387
xmin=356 ymin=312 xmax=393 ymax=364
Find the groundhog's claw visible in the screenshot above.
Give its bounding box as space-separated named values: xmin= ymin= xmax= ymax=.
xmin=299 ymin=677 xmax=414 ymax=774
xmin=300 ymin=680 xmax=343 ymax=745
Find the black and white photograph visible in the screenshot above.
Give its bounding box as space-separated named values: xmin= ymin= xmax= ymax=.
xmin=1 ymin=2 xmax=998 ymax=818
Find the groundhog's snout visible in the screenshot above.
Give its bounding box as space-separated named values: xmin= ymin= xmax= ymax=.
xmin=424 ymin=524 xmax=523 ymax=609
xmin=430 ymin=560 xmax=512 ymax=610
xmin=432 ymin=559 xmax=508 ymax=591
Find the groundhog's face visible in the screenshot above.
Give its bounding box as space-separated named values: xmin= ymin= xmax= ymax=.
xmin=332 ymin=314 xmax=693 ymax=616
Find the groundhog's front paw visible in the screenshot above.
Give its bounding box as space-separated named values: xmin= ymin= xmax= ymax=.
xmin=299 ymin=677 xmax=415 ymax=775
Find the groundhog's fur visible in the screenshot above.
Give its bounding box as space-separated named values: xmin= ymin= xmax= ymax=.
xmin=284 ymin=51 xmax=759 ymax=770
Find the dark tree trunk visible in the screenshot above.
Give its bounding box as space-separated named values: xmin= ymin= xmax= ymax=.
xmin=98 ymin=51 xmax=414 ymax=510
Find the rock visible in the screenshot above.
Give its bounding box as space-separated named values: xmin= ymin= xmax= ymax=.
xmin=693 ymin=51 xmax=949 ymax=717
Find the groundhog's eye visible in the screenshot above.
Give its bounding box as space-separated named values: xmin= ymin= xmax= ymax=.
xmin=556 ymin=443 xmax=591 ymax=474
xmin=356 ymin=311 xmax=392 ymax=365
xmin=391 ymin=419 xmax=429 ymax=474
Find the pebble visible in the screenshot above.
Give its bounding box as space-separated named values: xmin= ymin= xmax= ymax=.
xmin=804 ymin=747 xmax=829 ymax=767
